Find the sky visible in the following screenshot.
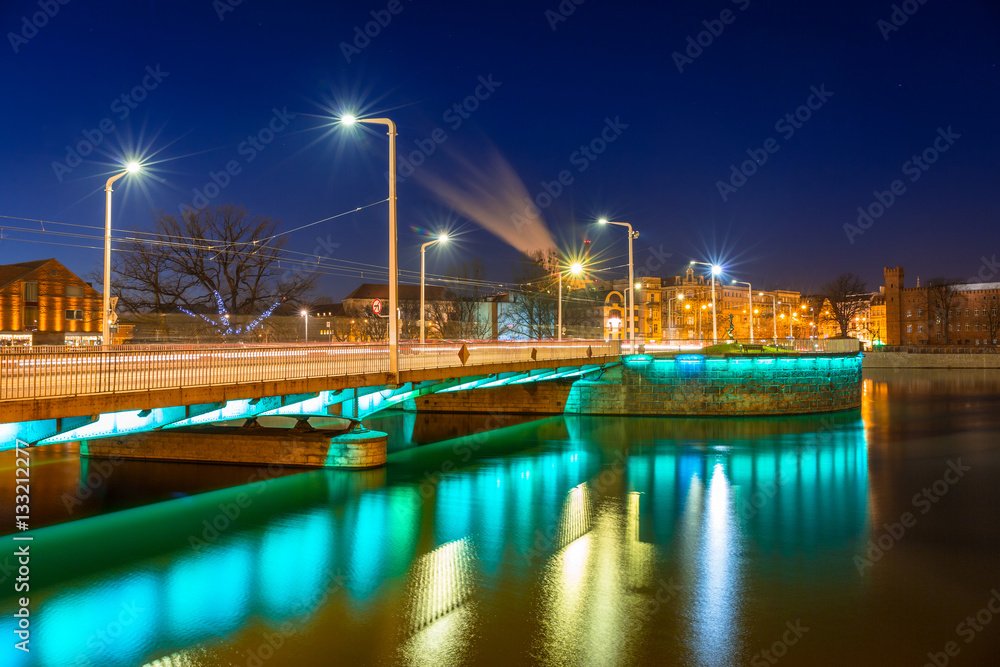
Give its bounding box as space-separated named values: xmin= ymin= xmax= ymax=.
xmin=1 ymin=0 xmax=998 ymax=301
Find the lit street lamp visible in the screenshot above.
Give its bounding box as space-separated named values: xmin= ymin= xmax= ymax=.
xmin=557 ymin=261 xmax=584 ymax=340
xmin=733 ymin=280 xmax=753 ymax=342
xmin=342 ymin=114 xmax=399 ymax=380
xmin=420 ymin=233 xmax=448 ymax=343
xmin=301 ymin=309 xmax=308 ymax=342
xmin=691 ymin=261 xmax=722 ymax=343
xmin=599 ymin=219 xmax=638 ymax=351
xmin=103 ymin=161 xmax=141 ymax=345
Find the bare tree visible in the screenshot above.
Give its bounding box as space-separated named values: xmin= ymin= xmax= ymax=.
xmin=925 ymin=279 xmax=961 ymax=344
xmin=111 ymin=205 xmax=315 ymax=338
xmin=445 ymin=259 xmax=493 ymax=340
xmin=506 ymin=252 xmax=557 ymax=339
xmin=984 ymin=299 xmax=1000 ymax=347
xmin=819 ymin=273 xmax=868 ymax=337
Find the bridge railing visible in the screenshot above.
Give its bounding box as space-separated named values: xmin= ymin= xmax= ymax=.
xmin=0 ymin=340 xmax=621 ymax=401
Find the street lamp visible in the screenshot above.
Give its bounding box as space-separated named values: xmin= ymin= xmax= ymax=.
xmin=733 ymin=280 xmax=753 ymax=342
xmin=557 ymin=261 xmax=584 ymax=341
xmin=342 ymin=114 xmax=399 ymax=380
xmin=420 ymin=233 xmax=448 ymax=344
xmin=691 ymin=261 xmax=721 ymax=343
xmin=102 ymin=160 xmax=141 ymax=345
xmin=301 ymin=309 xmax=309 ymax=342
xmin=599 ymin=218 xmax=638 ymax=351
xmin=668 ymin=294 xmax=684 ymax=340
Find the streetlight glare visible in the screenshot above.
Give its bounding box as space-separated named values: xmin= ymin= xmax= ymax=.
xmin=125 ymin=161 xmax=141 ymax=173
xmin=438 ymin=233 xmax=449 ymax=243
xmin=598 ymin=218 xmax=609 ymax=225
xmin=712 ymin=265 xmax=722 ymax=275
xmin=341 ymin=114 xmax=357 ymax=126
xmin=300 ymin=309 xmax=308 ymax=316
xmin=634 ymin=282 xmax=642 ymax=289
xmin=570 ymin=262 xmax=583 ymax=275
xmin=677 ymin=294 xmax=684 ymax=300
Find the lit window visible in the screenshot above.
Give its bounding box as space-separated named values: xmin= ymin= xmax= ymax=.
xmin=975 ymin=309 xmax=979 ymax=316
xmin=906 ymin=325 xmax=912 ymax=333
xmin=917 ymin=325 xmax=923 ymax=333
xmin=66 ymin=310 xmax=83 ymax=320
xmin=966 ymin=324 xmax=971 ymax=331
xmin=906 ymin=310 xmax=912 ymax=317
xmin=23 ymin=282 xmax=38 ymax=302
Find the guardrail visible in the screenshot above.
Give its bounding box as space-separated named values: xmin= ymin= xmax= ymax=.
xmin=0 ymin=340 xmax=621 ymax=402
xmin=639 ymin=338 xmax=862 ymax=354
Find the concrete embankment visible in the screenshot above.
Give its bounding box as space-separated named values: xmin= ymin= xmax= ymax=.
xmin=864 ymin=351 xmax=1000 ymax=370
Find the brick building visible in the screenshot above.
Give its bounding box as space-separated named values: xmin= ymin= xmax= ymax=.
xmin=884 ymin=266 xmax=1000 ymax=346
xmin=0 ymin=258 xmax=103 ymax=345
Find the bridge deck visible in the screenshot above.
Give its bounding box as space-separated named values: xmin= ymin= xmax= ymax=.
xmin=0 ymin=341 xmax=621 ymax=422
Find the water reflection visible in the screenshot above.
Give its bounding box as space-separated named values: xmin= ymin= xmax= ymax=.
xmin=0 ymin=412 xmax=872 ymax=666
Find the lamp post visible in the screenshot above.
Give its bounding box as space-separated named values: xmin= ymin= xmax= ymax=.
xmin=557 ymin=261 xmax=584 ymax=341
xmin=733 ymin=280 xmax=752 ymax=342
xmin=300 ymin=309 xmax=309 ymax=342
xmin=103 ymin=161 xmax=141 ymax=345
xmin=760 ymin=292 xmax=778 ymax=343
xmin=420 ymin=233 xmax=448 ymax=343
xmin=342 ymin=115 xmax=399 ymax=380
xmin=691 ymin=261 xmax=721 ymax=343
xmin=668 ymin=294 xmax=684 ymax=340
xmin=599 ymin=219 xmax=638 ymax=351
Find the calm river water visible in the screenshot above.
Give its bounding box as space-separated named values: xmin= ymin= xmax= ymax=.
xmin=2 ymin=369 xmax=999 ymax=666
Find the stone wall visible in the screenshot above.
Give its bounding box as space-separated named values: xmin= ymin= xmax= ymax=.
xmin=81 ymin=427 xmax=387 ymax=469
xmin=414 ymin=354 xmax=863 ymax=416
xmin=864 ymin=351 xmax=1000 ymax=369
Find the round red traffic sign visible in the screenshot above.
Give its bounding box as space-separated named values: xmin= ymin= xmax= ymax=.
xmin=372 ymin=298 xmax=383 ymax=315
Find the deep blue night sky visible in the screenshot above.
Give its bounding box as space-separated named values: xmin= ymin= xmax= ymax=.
xmin=1 ymin=0 xmax=998 ymax=299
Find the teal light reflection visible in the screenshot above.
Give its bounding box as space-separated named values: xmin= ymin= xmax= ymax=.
xmin=258 ymin=510 xmax=335 ymax=617
xmin=165 ymin=542 xmax=253 ymax=641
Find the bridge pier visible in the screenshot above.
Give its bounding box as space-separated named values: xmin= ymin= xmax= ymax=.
xmin=79 ymin=425 xmax=387 ymax=469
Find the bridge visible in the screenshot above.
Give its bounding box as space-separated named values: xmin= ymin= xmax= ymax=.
xmin=0 ymin=341 xmax=621 ymax=454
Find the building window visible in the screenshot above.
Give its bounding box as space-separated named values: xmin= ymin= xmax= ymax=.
xmin=66 ymin=310 xmax=84 ymax=321
xmin=906 ymin=325 xmax=912 ymax=333
xmin=937 ymin=332 xmax=943 ymax=339
xmin=948 ymin=324 xmax=953 ymax=331
xmin=917 ymin=325 xmax=923 ymax=333
xmin=66 ymin=285 xmax=83 ymax=297
xmin=966 ymin=324 xmax=970 ymax=331
xmin=917 ymin=309 xmax=923 ymax=317
xmin=23 ymin=306 xmax=38 ymax=329
xmin=23 ymin=282 xmax=38 ymax=303
xmin=906 ymin=310 xmax=912 ymax=317
xmin=975 ymin=308 xmax=979 ymax=316
xmin=975 ymin=324 xmax=980 ymax=331
xmin=966 ymin=309 xmax=970 ymax=316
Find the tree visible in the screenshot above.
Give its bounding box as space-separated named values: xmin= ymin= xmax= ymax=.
xmin=924 ymin=279 xmax=961 ymax=344
xmin=819 ymin=273 xmax=868 ymax=337
xmin=506 ymin=251 xmax=557 ymax=339
xmin=111 ymin=205 xmax=316 ymax=339
xmin=984 ymin=299 xmax=1000 ymax=347
xmin=444 ymin=259 xmax=493 ymax=339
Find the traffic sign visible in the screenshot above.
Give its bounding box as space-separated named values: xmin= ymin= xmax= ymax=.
xmin=372 ymin=298 xmax=383 ymax=315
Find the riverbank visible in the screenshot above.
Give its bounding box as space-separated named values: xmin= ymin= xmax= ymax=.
xmin=864 ymin=350 xmax=1000 ymax=369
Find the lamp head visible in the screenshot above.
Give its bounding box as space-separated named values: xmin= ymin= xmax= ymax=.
xmin=570 ymin=262 xmax=583 ymax=275
xmin=300 ymin=309 xmax=308 ymax=316
xmin=711 ymin=265 xmax=722 ymax=276
xmin=677 ymin=294 xmax=684 ymax=300
xmin=437 ymin=233 xmax=449 ymax=243
xmin=341 ymin=114 xmax=357 ymax=126
xmin=598 ymin=218 xmax=608 ymax=225
xmin=125 ymin=161 xmax=141 ymax=174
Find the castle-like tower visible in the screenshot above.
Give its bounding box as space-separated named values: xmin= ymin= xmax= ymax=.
xmin=884 ymin=266 xmax=904 ymax=345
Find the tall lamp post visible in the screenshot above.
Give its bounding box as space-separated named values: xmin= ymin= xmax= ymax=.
xmin=342 ymin=115 xmax=399 ymax=380
xmin=103 ymin=161 xmax=141 ymax=345
xmin=420 ymin=233 xmax=448 ymax=343
xmin=668 ymin=294 xmax=684 ymax=340
xmin=733 ymin=280 xmax=753 ymax=342
xmin=691 ymin=261 xmax=721 ymax=343
xmin=598 ymin=219 xmax=638 ymax=351
xmin=301 ymin=309 xmax=309 ymax=342
xmin=557 ymin=261 xmax=584 ymax=341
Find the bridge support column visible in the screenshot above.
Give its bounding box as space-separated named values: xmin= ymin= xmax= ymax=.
xmin=80 ymin=426 xmax=387 ymax=469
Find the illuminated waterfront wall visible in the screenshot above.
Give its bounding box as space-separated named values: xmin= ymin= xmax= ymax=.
xmin=416 ymin=354 xmax=863 ymax=416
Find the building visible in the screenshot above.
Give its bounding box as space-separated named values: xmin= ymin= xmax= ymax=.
xmin=661 ymin=267 xmax=804 ymax=341
xmin=0 ymin=258 xmax=103 ymax=346
xmin=603 ymin=276 xmax=662 ymax=341
xmin=884 ymin=266 xmax=1000 ymax=346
